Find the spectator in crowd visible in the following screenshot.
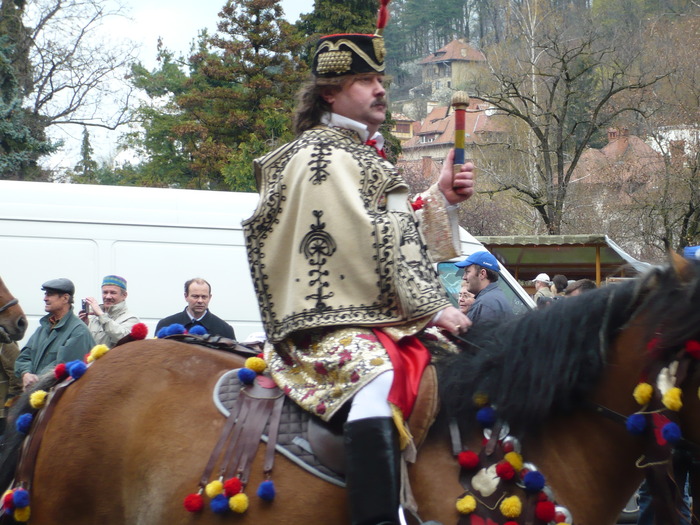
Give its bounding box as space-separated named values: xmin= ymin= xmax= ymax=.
xmin=0 ymin=341 xmax=21 ymax=434
xmin=156 ymin=278 xmax=235 ymax=339
xmin=79 ymin=275 xmax=140 ymax=348
xmin=564 ymin=279 xmax=597 ymax=297
xmin=243 ymin=21 xmax=474 ymax=525
xmin=532 ymin=273 xmax=554 ymax=306
xmin=551 ymin=274 xmax=568 ymax=296
xmin=456 ymin=251 xmax=514 ymax=324
xmin=15 ymin=278 xmax=95 ymax=391
xmin=242 ymin=331 xmax=267 ymax=352
xmin=458 ymin=282 xmax=476 ymax=315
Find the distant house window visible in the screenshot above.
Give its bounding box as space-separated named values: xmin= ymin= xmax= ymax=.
xmin=420 ymin=134 xmax=437 ymax=143
xmin=435 ymin=81 xmax=441 ymax=90
xmin=396 ymin=122 xmax=411 ymax=133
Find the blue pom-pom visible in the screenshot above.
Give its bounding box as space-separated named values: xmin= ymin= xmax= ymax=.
xmin=257 ymin=480 xmax=276 ymax=501
xmin=238 ymin=368 xmax=257 ymax=385
xmin=156 ymin=327 xmax=169 ymax=338
xmin=16 ymin=413 xmax=33 ymax=434
xmin=189 ymin=325 xmax=208 ymax=336
xmin=166 ymin=324 xmax=186 ymax=336
xmin=523 ymin=470 xmax=545 ymax=492
xmin=626 ymin=413 xmax=647 ymax=435
xmin=210 ymin=493 xmax=229 ymax=514
xmin=12 ymin=488 xmax=29 ymax=508
xmin=476 ymin=406 xmax=496 ymax=428
xmin=662 ymin=422 xmax=682 ymax=444
xmin=67 ymin=360 xmax=87 ymax=379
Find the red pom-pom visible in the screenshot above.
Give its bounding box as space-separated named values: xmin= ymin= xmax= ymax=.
xmin=257 ymin=352 xmax=265 ymax=359
xmin=183 ymin=493 xmax=204 ymax=512
xmin=646 ymin=337 xmax=660 ymax=353
xmin=685 ymin=340 xmax=700 ymax=359
xmin=504 ymin=522 xmax=518 ymax=525
xmin=224 ymin=477 xmax=243 ymax=497
xmin=131 ymin=323 xmax=149 ymax=340
xmin=495 ymin=460 xmax=515 ymax=480
xmin=54 ymin=363 xmax=68 ymax=380
xmin=457 ymin=450 xmax=480 ymax=470
xmin=2 ymin=491 xmax=14 ymax=510
xmin=537 ymin=491 xmax=548 ymax=501
xmin=535 ymin=500 xmax=556 ymax=521
xmin=411 ymin=196 xmax=424 ymax=211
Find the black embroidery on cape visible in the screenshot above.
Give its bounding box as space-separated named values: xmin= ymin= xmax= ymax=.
xmin=300 ymin=210 xmax=336 ymax=310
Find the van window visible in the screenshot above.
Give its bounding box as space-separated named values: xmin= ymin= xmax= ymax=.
xmin=436 ymin=262 xmax=532 ymax=316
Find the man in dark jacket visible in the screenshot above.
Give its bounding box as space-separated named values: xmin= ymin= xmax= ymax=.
xmin=455 ymin=251 xmax=514 ymax=325
xmin=156 ymin=278 xmax=235 ymax=339
xmin=15 ymin=278 xmax=95 ymax=390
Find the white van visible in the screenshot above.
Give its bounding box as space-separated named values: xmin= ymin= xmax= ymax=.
xmin=0 ymin=180 xmax=533 ymax=346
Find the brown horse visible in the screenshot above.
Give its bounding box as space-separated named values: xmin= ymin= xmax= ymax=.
xmin=0 ymin=276 xmax=27 ymax=344
xmin=2 ymin=259 xmax=700 ymax=525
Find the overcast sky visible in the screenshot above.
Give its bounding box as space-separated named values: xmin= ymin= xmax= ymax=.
xmin=44 ymin=0 xmax=314 ymax=171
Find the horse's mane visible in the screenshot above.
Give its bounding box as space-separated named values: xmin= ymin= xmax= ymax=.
xmin=0 ymin=373 xmax=61 ymax=492
xmin=437 ymin=261 xmax=700 ymax=437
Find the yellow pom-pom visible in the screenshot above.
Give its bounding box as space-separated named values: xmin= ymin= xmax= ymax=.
xmin=556 ymin=522 xmax=572 ymax=525
xmin=633 ymin=382 xmax=653 ymax=405
xmin=29 ymin=390 xmax=48 ymax=409
xmin=473 ymin=393 xmax=489 ymax=407
xmin=500 ymin=495 xmax=522 ymax=518
xmin=229 ymin=492 xmax=249 ymax=513
xmin=87 ymin=344 xmax=110 ymax=363
xmin=663 ymin=387 xmax=683 ymax=411
xmin=456 ymin=494 xmax=477 ymax=514
xmin=504 ymin=451 xmax=523 ymax=471
xmin=13 ymin=506 xmax=30 ymax=522
xmin=244 ymin=357 xmax=266 ymax=373
xmin=205 ymin=479 xmax=224 ymax=498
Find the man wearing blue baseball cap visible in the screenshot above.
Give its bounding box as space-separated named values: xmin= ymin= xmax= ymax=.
xmin=455 ymin=251 xmax=514 ymax=324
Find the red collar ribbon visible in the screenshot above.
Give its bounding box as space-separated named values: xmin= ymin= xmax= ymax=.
xmin=365 ymin=139 xmax=387 ymax=159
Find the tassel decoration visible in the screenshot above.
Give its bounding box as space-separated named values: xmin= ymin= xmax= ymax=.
xmin=500 ymin=495 xmax=522 ymax=518
xmin=210 ymin=494 xmax=229 ymax=514
xmin=662 ymin=387 xmax=683 ymax=411
xmin=29 ymin=390 xmax=47 ymax=409
xmin=633 ymin=382 xmax=653 ymax=405
xmin=183 ymin=492 xmax=204 ymax=512
xmin=456 ymin=494 xmax=477 ymax=514
xmin=257 ymin=480 xmax=276 ymax=501
xmin=229 ymin=492 xmax=249 ymax=514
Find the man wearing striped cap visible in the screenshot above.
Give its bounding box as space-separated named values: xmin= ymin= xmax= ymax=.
xmin=80 ymin=275 xmax=140 ymax=348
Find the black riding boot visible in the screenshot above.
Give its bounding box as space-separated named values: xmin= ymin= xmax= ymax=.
xmin=343 ymin=417 xmax=401 ymax=525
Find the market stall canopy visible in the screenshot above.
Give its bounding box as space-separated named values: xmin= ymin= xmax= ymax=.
xmin=475 ymin=234 xmax=652 ymax=285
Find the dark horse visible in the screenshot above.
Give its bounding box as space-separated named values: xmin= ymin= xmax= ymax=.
xmin=1 ymin=259 xmax=700 ymax=524
xmin=0 ymin=276 xmax=27 ymax=344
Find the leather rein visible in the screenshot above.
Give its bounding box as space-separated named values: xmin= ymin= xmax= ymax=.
xmin=0 ymin=297 xmax=18 ymax=315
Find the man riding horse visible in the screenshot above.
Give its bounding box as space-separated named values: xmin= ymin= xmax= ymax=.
xmin=242 ymin=2 xmax=475 ymax=523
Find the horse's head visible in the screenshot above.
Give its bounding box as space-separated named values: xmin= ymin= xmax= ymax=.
xmin=0 ymin=277 xmax=27 ymax=343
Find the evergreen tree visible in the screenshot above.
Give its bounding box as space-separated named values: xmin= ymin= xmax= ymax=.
xmin=72 ymin=126 xmax=99 ymax=182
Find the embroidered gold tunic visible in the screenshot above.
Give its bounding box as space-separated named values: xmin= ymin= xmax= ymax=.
xmin=243 ymin=125 xmax=459 ymax=420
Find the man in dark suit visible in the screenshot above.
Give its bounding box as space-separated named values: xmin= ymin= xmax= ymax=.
xmin=156 ymin=278 xmax=235 ymax=339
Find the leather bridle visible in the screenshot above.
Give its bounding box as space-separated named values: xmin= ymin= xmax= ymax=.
xmin=0 ymin=297 xmax=18 ymax=315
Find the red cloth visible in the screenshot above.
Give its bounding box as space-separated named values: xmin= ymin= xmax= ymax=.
xmin=372 ymin=329 xmax=430 ymax=418
xmin=365 ymin=139 xmax=387 ymax=159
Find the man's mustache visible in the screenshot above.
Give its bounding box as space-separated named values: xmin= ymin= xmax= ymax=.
xmin=372 ymin=98 xmax=388 ymax=107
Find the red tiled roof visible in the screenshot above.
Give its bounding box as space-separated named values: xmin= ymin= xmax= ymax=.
xmin=419 ymin=39 xmax=486 ymax=65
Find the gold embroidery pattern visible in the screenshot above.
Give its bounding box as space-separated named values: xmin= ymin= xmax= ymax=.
xmin=316 ymin=50 xmax=352 ymax=75
xmin=315 ymin=38 xmax=385 ymax=74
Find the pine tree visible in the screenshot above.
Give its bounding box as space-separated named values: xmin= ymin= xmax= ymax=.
xmin=72 ymin=126 xmax=99 ymax=182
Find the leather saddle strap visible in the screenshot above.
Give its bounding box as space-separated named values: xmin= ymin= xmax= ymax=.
xmin=15 ymin=379 xmax=73 ymax=485
xmin=199 ymin=407 xmax=239 ymax=487
xmin=262 ymin=395 xmax=285 ymax=473
xmin=220 ymin=398 xmax=253 ymax=480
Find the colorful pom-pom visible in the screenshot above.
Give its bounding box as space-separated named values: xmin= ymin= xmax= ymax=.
xmin=130 ymin=323 xmax=149 ymax=340
xmin=205 ymin=479 xmax=224 ymax=498
xmin=662 ymin=422 xmax=682 ymax=444
xmin=476 ymin=406 xmax=496 ymax=427
xmin=156 ymin=327 xmax=169 ymax=339
xmin=229 ymin=492 xmax=249 ymax=513
xmin=456 ymin=494 xmax=477 ymax=514
xmin=626 ymin=413 xmax=647 ymax=435
xmin=16 ymin=413 xmax=33 ymax=434
xmin=504 ymin=522 xmax=518 ymax=525
xmin=500 ymin=495 xmax=522 ymax=518
xmin=685 ymin=340 xmax=700 ymax=359
xmin=87 ymin=344 xmax=109 ymax=363
xmin=536 ymin=500 xmax=556 ymax=521
xmin=210 ymin=494 xmax=229 ymax=514
xmin=2 ymin=490 xmax=14 ymax=510
xmin=224 ymin=477 xmax=243 ymax=497
xmin=473 ymin=392 xmax=489 ymax=407
xmin=29 ymin=390 xmax=48 ymax=409
xmin=457 ymin=450 xmax=480 ymax=469
xmin=54 ymin=363 xmax=68 ymax=380
xmin=11 ymin=489 xmax=29 ymax=509
xmin=496 ymin=461 xmax=516 ymax=480
xmin=166 ymin=324 xmax=186 ymax=336
xmin=523 ymin=470 xmax=546 ymax=492
xmin=633 ymin=382 xmax=653 ymax=405
xmin=13 ymin=506 xmax=30 ymax=522
xmin=245 ymin=357 xmax=267 ymax=374
xmin=663 ymin=387 xmax=683 ymax=411
xmin=238 ymin=368 xmax=257 ymax=385
xmin=504 ymin=451 xmax=523 ymax=471
xmin=183 ymin=493 xmax=204 ymax=512
xmin=257 ymin=480 xmax=276 ymax=501
xmin=189 ymin=325 xmax=208 ymax=336
xmin=67 ymin=360 xmax=87 ymax=379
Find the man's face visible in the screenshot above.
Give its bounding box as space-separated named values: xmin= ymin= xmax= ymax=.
xmin=185 ymin=282 xmax=211 ymax=318
xmin=324 ymin=74 xmax=387 ymax=133
xmin=102 ymin=285 xmax=127 ymax=310
xmin=463 ymin=265 xmax=486 ymax=295
xmin=44 ymin=291 xmax=69 ymax=315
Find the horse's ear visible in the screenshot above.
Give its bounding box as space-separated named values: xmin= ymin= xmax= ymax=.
xmin=669 ymin=245 xmax=694 ymax=283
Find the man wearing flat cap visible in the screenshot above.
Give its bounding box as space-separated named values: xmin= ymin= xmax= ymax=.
xmin=79 ymin=275 xmax=140 ymax=348
xmin=243 ymin=2 xmax=474 ymax=523
xmin=15 ymin=278 xmax=95 ymax=391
